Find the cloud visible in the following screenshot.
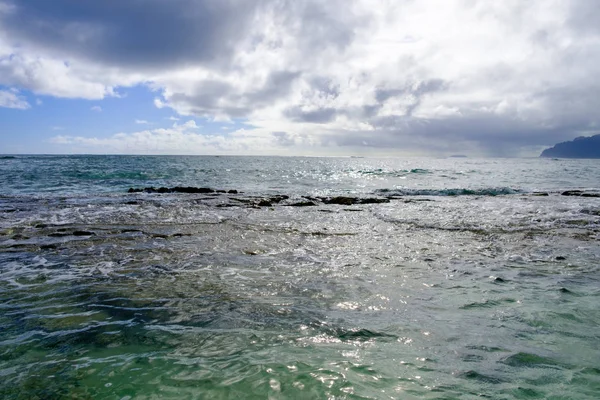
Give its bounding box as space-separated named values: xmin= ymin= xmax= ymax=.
xmin=0 ymin=88 xmax=30 ymax=109
xmin=135 ymin=119 xmax=149 ymax=124
xmin=90 ymin=105 xmax=102 ymax=112
xmin=49 ymin=120 xmax=301 ymax=155
xmin=4 ymin=0 xmax=600 ymax=155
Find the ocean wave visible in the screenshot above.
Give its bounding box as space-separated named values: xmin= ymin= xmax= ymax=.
xmin=355 ymin=168 xmax=432 ymax=176
xmin=375 ymin=187 xmax=522 ymax=196
xmin=65 ymin=170 xmax=165 ymax=180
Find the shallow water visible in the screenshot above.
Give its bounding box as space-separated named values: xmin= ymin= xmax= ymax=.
xmin=1 ymin=156 xmax=599 ymax=399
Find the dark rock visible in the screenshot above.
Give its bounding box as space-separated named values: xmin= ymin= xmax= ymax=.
xmin=216 ymin=190 xmax=226 ymax=193
xmin=289 ymin=201 xmax=317 ymax=207
xmin=269 ymin=195 xmax=289 ymax=203
xmin=172 ymin=186 xmax=214 ymax=194
xmin=318 ymin=196 xmax=390 ymax=205
xmin=48 ymin=232 xmax=70 ymax=237
xmin=129 ymin=186 xmax=216 ymax=194
xmin=458 ymin=370 xmax=505 ymax=384
xmin=358 ymin=198 xmax=390 ymax=204
xmin=532 ymin=192 xmax=549 ymax=196
xmin=321 ymin=196 xmax=358 ymax=205
xmin=302 ymin=196 xmax=319 ymax=202
xmin=231 ymin=198 xmax=251 ymax=203
xmin=73 ymin=231 xmax=96 ymax=236
xmin=560 ymin=191 xmax=600 ymax=198
xmin=581 ymin=209 xmax=600 ymax=216
xmin=120 ymin=229 xmax=142 ymax=234
xmin=257 ymin=200 xmax=272 ymax=207
xmin=555 ymin=256 xmax=566 ymax=260
xmin=228 ymin=190 xmax=238 ymax=194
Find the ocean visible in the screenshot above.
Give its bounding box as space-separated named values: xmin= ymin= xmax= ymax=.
xmin=0 ymin=155 xmax=599 ymax=399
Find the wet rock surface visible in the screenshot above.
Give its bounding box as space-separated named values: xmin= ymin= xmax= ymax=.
xmin=126 ymin=187 xmax=600 ymax=211
xmin=561 ymin=190 xmax=600 ymax=197
xmin=127 ymin=187 xmax=391 ymax=208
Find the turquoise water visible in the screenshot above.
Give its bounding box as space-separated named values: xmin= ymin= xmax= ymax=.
xmin=1 ymin=156 xmax=599 ymax=399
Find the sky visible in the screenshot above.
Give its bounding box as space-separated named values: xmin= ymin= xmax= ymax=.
xmin=1 ymin=0 xmax=599 ymax=157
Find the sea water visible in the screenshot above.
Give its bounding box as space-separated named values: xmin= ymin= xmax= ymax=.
xmin=0 ymin=155 xmax=599 ymax=399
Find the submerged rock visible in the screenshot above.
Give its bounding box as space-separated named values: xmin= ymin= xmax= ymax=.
xmin=268 ymin=195 xmax=289 ymax=204
xmin=561 ymin=190 xmax=600 ymax=198
xmin=129 ymin=186 xmax=226 ymax=194
xmin=288 ymin=201 xmax=317 ymax=207
xmin=319 ymin=196 xmax=390 ymax=205
xmin=562 ymin=190 xmax=583 ymax=196
xmin=72 ymin=230 xmax=96 ymax=236
xmin=322 ymin=196 xmax=357 ymax=206
xmin=358 ymin=197 xmax=390 ymax=204
xmin=126 ymin=188 xmax=391 ymax=208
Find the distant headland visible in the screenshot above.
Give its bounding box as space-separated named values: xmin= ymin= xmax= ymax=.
xmin=540 ymin=134 xmax=600 ymax=159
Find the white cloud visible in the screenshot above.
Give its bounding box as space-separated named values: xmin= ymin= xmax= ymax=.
xmin=49 ymin=122 xmax=303 ymax=155
xmin=135 ymin=119 xmax=149 ymax=124
xmin=4 ymin=0 xmax=600 ymax=155
xmin=0 ymin=89 xmax=30 ymax=109
xmin=0 ymin=53 xmax=119 ymax=99
xmin=173 ymin=120 xmax=200 ymax=130
xmin=90 ymin=105 xmax=102 ymax=112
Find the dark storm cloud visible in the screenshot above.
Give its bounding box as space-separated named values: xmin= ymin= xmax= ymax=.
xmin=1 ymin=0 xmax=359 ymax=70
xmin=1 ymin=0 xmax=260 ymax=69
xmin=326 ymin=110 xmax=596 ymax=157
xmin=165 ymin=70 xmax=300 ymax=117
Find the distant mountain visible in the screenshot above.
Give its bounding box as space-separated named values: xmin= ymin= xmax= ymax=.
xmin=540 ymin=134 xmax=600 ymax=158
